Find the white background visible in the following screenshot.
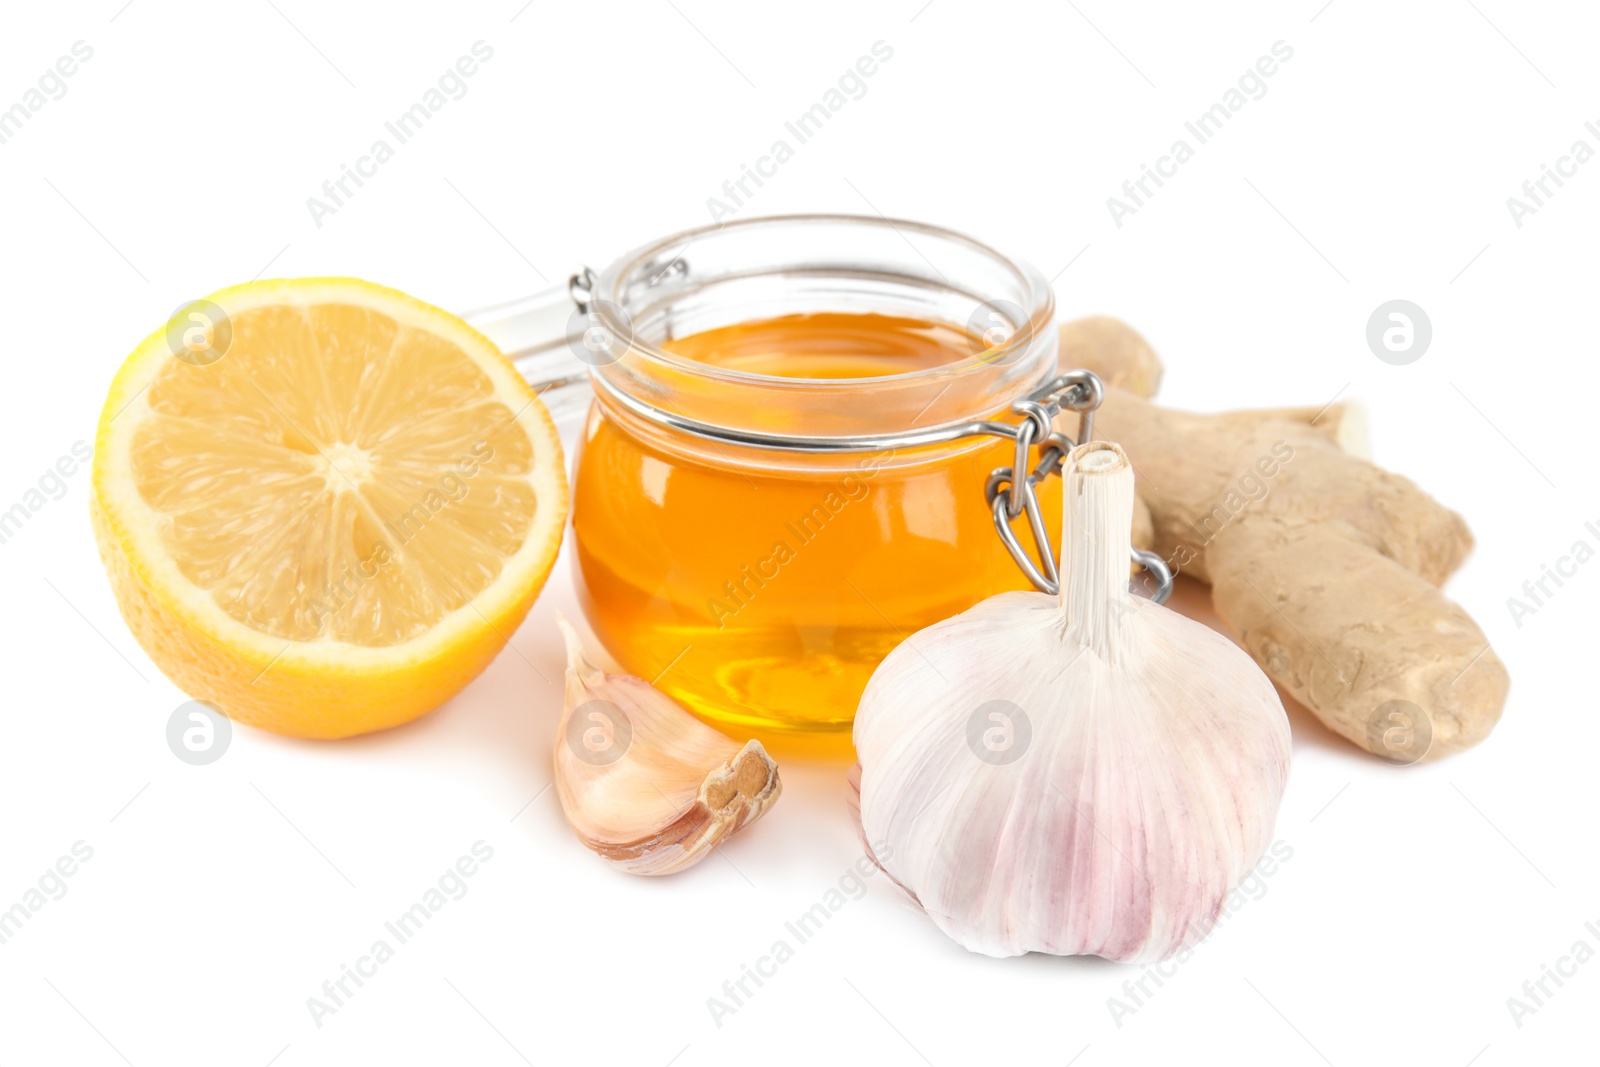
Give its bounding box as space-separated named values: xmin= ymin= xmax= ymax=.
xmin=1 ymin=1 xmax=1594 ymax=1064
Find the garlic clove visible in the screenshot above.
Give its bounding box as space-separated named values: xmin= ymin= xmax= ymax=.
xmin=553 ymin=618 xmax=781 ymax=875
xmin=852 ymin=441 xmax=1291 ymax=962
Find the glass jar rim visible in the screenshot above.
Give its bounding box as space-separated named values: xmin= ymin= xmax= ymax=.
xmin=588 ymin=213 xmax=1055 ymax=390
xmin=581 ymin=213 xmax=1059 ymax=460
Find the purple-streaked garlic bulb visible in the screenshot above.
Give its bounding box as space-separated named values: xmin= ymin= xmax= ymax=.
xmin=852 ymin=441 xmax=1291 ymax=962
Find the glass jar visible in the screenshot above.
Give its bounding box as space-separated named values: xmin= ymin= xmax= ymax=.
xmin=560 ymin=215 xmax=1064 ymax=754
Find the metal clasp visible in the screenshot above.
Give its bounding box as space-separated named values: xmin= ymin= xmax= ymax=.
xmin=568 ymin=266 xmax=598 ymax=315
xmin=981 ymin=371 xmax=1172 ymax=604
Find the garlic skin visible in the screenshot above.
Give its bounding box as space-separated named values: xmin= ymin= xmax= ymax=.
xmin=554 ymin=619 xmax=781 ymax=875
xmin=852 ymin=441 xmax=1290 ymax=962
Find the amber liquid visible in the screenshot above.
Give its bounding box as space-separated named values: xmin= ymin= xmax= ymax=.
xmin=571 ymin=312 xmax=1059 ymax=756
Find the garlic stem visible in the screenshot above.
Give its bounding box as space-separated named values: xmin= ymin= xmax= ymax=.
xmin=1060 ymin=442 xmax=1138 ymax=661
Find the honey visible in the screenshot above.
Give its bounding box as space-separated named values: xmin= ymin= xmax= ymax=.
xmin=571 ymin=311 xmax=1060 ymax=752
xmin=658 ymin=311 xmax=983 ymax=378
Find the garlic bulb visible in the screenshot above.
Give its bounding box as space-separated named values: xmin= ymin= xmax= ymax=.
xmin=852 ymin=441 xmax=1290 ymax=961
xmin=554 ymin=619 xmax=781 ymax=875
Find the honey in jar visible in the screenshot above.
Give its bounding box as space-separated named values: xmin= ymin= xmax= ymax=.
xmin=571 ymin=305 xmax=1060 ymax=752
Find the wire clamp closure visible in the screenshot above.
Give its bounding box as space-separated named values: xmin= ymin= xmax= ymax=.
xmin=979 ymin=372 xmax=1172 ymax=603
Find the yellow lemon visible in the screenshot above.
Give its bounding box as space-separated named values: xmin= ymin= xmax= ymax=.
xmin=92 ymin=278 xmax=568 ymax=738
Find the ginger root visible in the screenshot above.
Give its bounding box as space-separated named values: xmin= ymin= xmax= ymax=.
xmin=1059 ymin=316 xmax=1163 ymax=398
xmin=1057 ymin=319 xmax=1158 ymax=557
xmin=1060 ymin=317 xmax=1507 ymax=760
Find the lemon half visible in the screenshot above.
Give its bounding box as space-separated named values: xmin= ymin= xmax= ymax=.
xmin=92 ymin=278 xmax=568 ymax=738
